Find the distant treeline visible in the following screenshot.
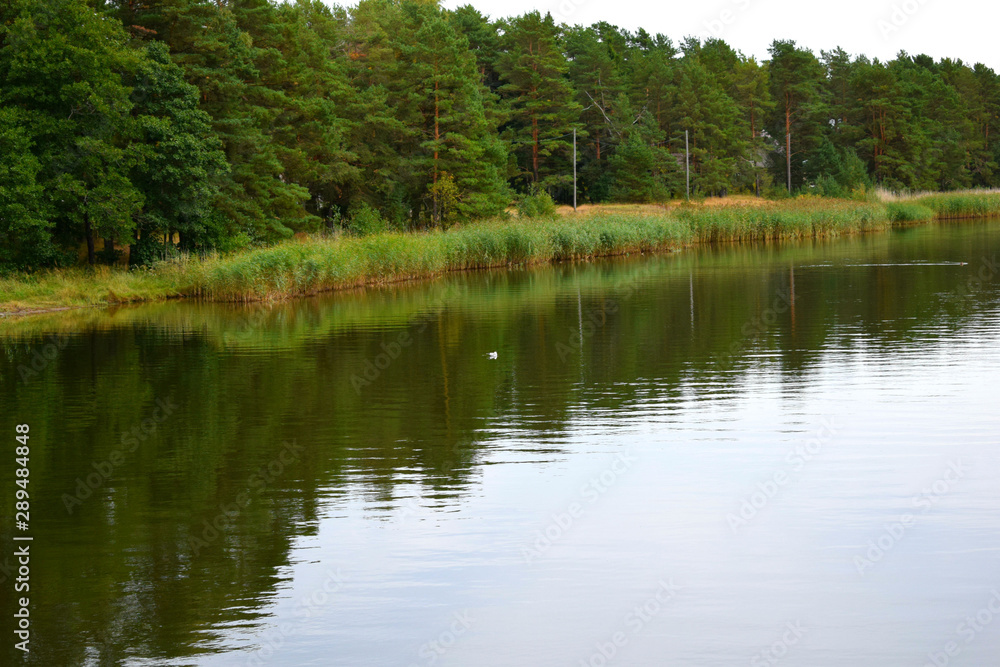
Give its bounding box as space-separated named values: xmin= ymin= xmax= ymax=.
xmin=1 ymin=0 xmax=999 ymax=270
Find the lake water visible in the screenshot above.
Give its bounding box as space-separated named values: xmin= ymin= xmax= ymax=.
xmin=3 ymin=220 xmax=1000 ymax=666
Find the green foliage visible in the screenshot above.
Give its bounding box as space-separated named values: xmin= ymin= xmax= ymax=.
xmin=428 ymin=173 xmax=461 ymax=226
xmin=3 ymin=0 xmax=1000 ymax=273
xmin=767 ymin=40 xmax=826 ymax=192
xmin=1 ymin=0 xmax=143 ymax=265
xmin=348 ymin=202 xmax=389 ymax=236
xmin=129 ymin=41 xmax=228 ymax=263
xmin=516 ymin=186 xmax=557 ymax=218
xmin=609 ymin=134 xmax=667 ymax=203
xmin=497 ymin=11 xmax=582 ymax=189
xmin=910 ymin=192 xmax=1000 ymax=218
xmin=0 ymin=107 xmax=53 ymax=271
xmin=884 ymin=201 xmax=935 ymax=222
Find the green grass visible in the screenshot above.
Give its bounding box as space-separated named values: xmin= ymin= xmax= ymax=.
xmin=179 ymin=213 xmax=692 ymax=302
xmin=2 ymin=193 xmax=998 ymax=314
xmin=0 ymin=265 xmax=185 ymax=312
xmin=675 ymin=198 xmax=894 ymax=242
xmin=883 ymin=201 xmax=936 ymax=223
xmin=909 ymin=192 xmax=1000 ymax=219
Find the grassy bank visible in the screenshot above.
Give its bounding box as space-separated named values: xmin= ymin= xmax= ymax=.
xmin=0 ymin=194 xmax=989 ymax=314
xmin=878 ymin=188 xmax=1000 ymax=219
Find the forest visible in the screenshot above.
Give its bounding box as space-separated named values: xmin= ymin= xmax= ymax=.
xmin=1 ymin=0 xmax=999 ymax=271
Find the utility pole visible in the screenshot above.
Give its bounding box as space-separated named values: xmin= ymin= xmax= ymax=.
xmin=786 ymin=130 xmax=792 ymax=195
xmin=572 ymin=128 xmax=577 ymax=212
xmin=685 ymin=130 xmax=690 ymax=201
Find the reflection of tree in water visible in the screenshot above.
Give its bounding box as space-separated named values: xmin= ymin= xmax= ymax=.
xmin=1 ymin=223 xmax=998 ymax=665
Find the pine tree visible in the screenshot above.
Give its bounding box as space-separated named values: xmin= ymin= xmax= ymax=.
xmin=565 ymin=25 xmax=621 ymax=198
xmin=822 ymin=47 xmax=858 ymax=148
xmin=627 ymin=33 xmax=678 ymax=143
xmin=117 ymin=0 xmax=313 ymax=243
xmin=973 ymin=64 xmax=1000 ymax=186
xmin=732 ymin=57 xmax=773 ymax=194
xmin=409 ymin=5 xmax=508 ymax=223
xmin=129 ymin=41 xmax=229 ymax=262
xmin=343 ymin=0 xmax=507 ymax=226
xmin=264 ymin=0 xmax=359 ymax=224
xmin=850 ymin=58 xmax=913 ymax=187
xmin=673 ymin=53 xmax=746 ymax=196
xmin=767 ymin=40 xmax=826 ymax=193
xmin=496 ymin=11 xmax=581 ymax=192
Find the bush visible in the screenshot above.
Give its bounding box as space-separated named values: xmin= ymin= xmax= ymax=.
xmin=516 ymin=186 xmax=557 ymax=218
xmin=884 ymin=201 xmax=934 ymax=223
xmin=347 ymin=203 xmax=389 ymax=236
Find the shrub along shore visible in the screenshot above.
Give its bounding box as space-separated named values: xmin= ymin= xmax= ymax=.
xmin=2 ymin=193 xmax=999 ymax=315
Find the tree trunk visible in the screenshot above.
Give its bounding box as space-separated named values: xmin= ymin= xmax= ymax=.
xmin=84 ymin=212 xmax=96 ymax=265
xmin=103 ymin=236 xmax=115 ymax=264
xmin=785 ymin=97 xmax=792 ymax=195
xmin=129 ymin=229 xmax=140 ymax=267
xmin=751 ymin=102 xmax=759 ymax=197
xmin=433 ymin=77 xmax=440 ymax=224
xmin=531 ymin=115 xmax=539 ymax=183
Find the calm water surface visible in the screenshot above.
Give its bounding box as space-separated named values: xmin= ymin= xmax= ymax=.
xmin=2 ymin=221 xmax=1000 ymax=666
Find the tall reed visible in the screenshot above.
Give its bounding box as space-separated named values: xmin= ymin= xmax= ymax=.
xmin=4 ymin=193 xmax=999 ymax=313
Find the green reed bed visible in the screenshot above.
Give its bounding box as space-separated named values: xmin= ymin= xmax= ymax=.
xmin=676 ymin=199 xmax=893 ymax=243
xmin=883 ymin=201 xmax=936 ymax=223
xmin=4 ymin=193 xmax=1000 ymax=314
xmin=0 ymin=265 xmax=183 ymax=312
xmin=186 ymin=214 xmax=693 ymax=302
xmin=909 ymin=192 xmax=1000 ymax=219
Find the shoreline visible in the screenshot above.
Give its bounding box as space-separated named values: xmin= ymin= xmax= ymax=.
xmin=2 ymin=193 xmax=998 ymax=319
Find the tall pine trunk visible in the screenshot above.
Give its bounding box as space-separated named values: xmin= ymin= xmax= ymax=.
xmin=785 ymin=95 xmax=792 ymax=195
xmin=84 ymin=211 xmax=96 ymax=265
xmin=531 ymin=115 xmax=539 ymax=183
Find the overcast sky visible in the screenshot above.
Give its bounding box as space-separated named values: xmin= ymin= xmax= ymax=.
xmin=439 ymin=0 xmax=1000 ymax=70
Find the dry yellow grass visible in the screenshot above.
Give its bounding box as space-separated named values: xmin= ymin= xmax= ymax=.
xmin=553 ymin=196 xmax=772 ymax=218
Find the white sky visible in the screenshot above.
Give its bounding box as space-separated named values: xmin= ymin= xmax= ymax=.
xmin=439 ymin=0 xmax=1000 ymax=70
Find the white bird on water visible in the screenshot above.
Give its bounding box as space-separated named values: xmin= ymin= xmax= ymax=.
xmin=487 ymin=351 xmax=498 ymax=360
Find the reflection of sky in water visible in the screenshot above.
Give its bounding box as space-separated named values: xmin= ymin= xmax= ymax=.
xmin=175 ymin=323 xmax=1000 ymax=665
